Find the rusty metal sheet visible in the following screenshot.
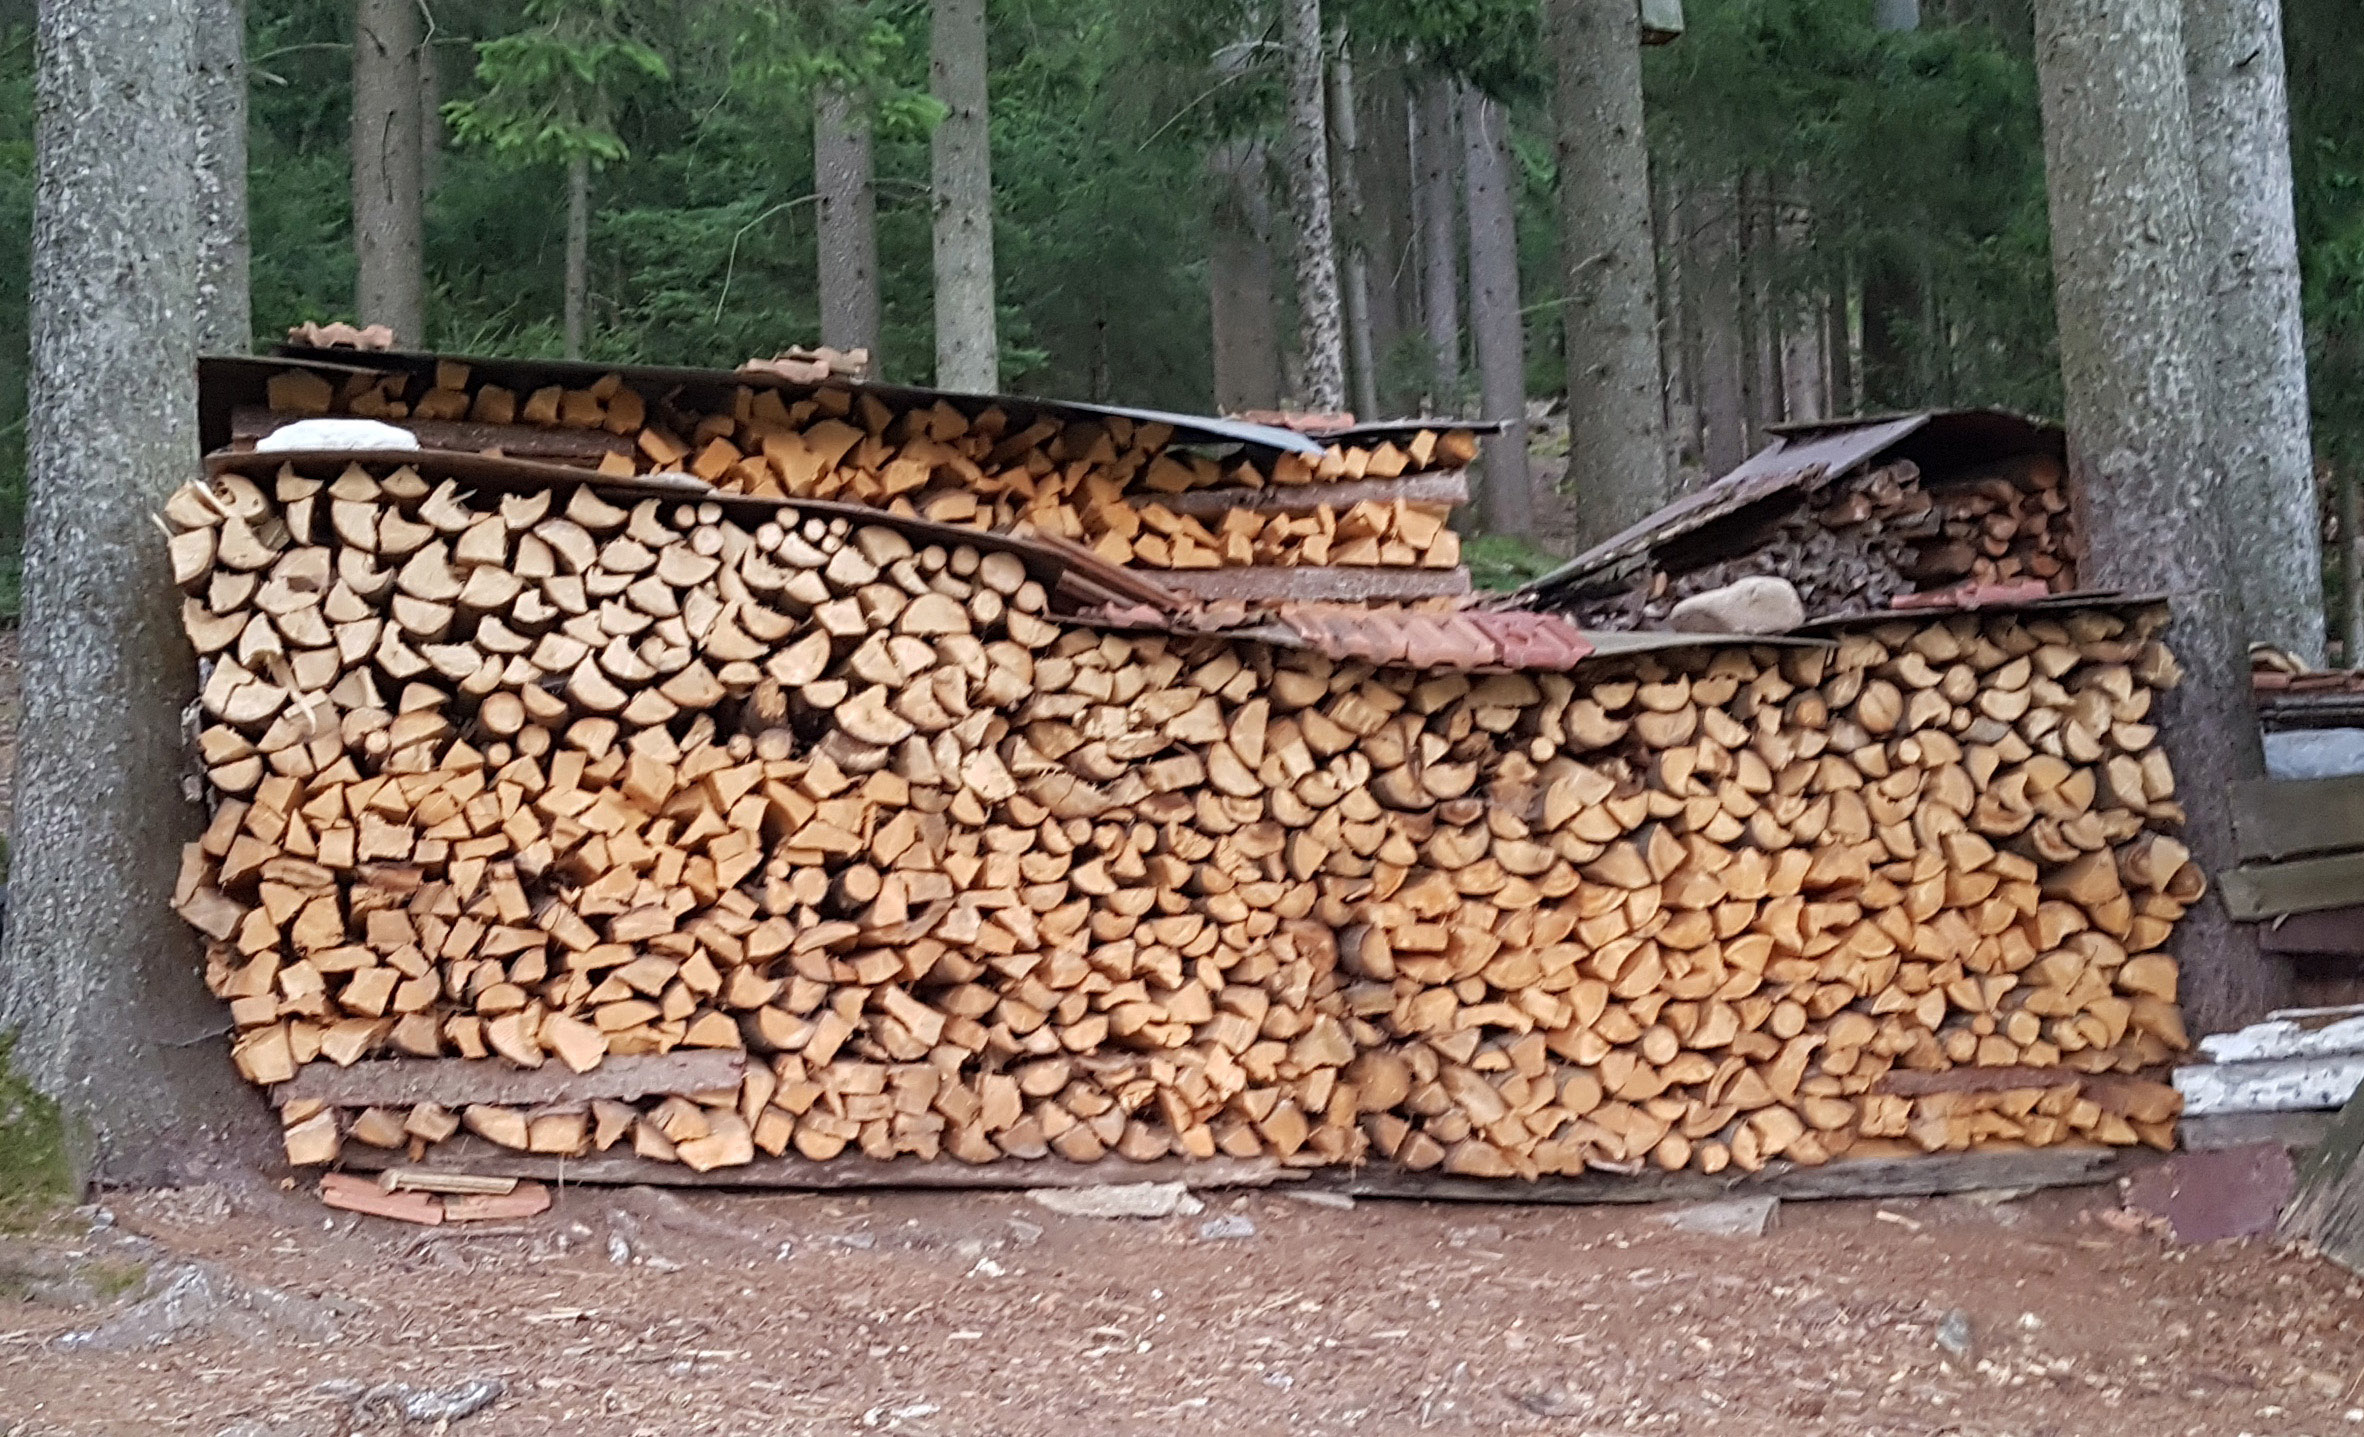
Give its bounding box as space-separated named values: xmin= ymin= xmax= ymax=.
xmin=1155 ymin=566 xmax=1472 ymax=604
xmin=207 ymin=350 xmax=1330 ymax=459
xmin=1519 ymin=415 xmax=1929 ymax=599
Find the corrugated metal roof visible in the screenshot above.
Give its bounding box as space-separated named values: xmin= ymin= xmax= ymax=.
xmin=203 ymin=351 xmax=1333 ymax=459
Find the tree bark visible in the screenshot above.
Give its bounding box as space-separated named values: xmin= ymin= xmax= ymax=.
xmin=2186 ymin=0 xmax=2323 ymax=663
xmin=351 ymin=0 xmax=424 ymax=345
xmin=419 ymin=28 xmax=442 ymax=196
xmin=1738 ymin=172 xmax=1782 ymax=438
xmin=1329 ymin=34 xmax=1379 ymax=422
xmin=2033 ymin=0 xmax=2279 ymax=1032
xmin=1779 ymin=195 xmax=1826 ymax=423
xmin=1461 ymin=84 xmax=1532 ymax=535
xmin=1361 ymin=58 xmax=1416 ymax=405
xmin=1410 ymin=75 xmax=1461 ymax=412
xmin=1281 ymin=0 xmax=1345 ymax=413
xmin=929 ymin=0 xmax=997 ymax=393
xmin=192 ymin=0 xmax=249 ymax=354
xmin=563 ymin=152 xmax=589 ymax=360
xmin=7 ymin=0 xmax=260 ymax=1180
xmin=1552 ymin=0 xmax=1670 ymax=545
xmin=1693 ymin=178 xmax=1749 ymax=476
xmin=1209 ymin=140 xmax=1283 ymax=413
xmin=1652 ymin=164 xmax=1697 ymax=480
xmin=2341 ymin=464 xmax=2362 ymax=666
xmin=816 ymin=82 xmax=883 ymax=377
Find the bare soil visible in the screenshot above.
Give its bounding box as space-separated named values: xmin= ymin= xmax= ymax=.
xmin=0 ymin=1174 xmax=2358 ymax=1436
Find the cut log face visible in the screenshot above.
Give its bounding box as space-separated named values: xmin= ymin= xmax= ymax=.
xmin=166 ymin=464 xmax=2184 ymax=1181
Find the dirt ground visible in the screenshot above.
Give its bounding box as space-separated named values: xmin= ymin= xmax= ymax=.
xmin=0 ymin=1172 xmax=2355 ymax=1436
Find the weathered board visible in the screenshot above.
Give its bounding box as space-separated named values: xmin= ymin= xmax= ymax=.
xmin=274 ymin=1053 xmax=746 ymax=1108
xmin=333 ymin=1138 xmax=1293 ymax=1190
xmin=2279 ymin=1083 xmax=2364 ymax=1269
xmin=1155 ymin=566 xmax=1473 ymax=603
xmin=2221 ymin=851 xmax=2364 ymax=921
xmin=2231 ymin=773 xmax=2364 ymax=862
xmin=1322 ymin=1144 xmax=2145 ymax=1205
xmin=2173 ymin=1055 xmax=2364 ymax=1116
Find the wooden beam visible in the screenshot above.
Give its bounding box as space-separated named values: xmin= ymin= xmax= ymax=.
xmin=1155 ymin=566 xmax=1472 ymax=604
xmin=2173 ymin=1055 xmax=2364 ymax=1116
xmin=2279 ymin=1083 xmax=2364 ymax=1265
xmin=1325 ymin=1144 xmax=2144 ymax=1205
xmin=1135 ymin=471 xmax=1469 ymax=518
xmin=2221 ymin=852 xmax=2364 ymax=920
xmin=2232 ymin=773 xmax=2364 ymax=861
xmin=2255 ymin=905 xmax=2364 ymax=954
xmin=332 ymin=1137 xmax=1295 ymax=1190
xmin=273 ymin=1053 xmax=745 ymax=1108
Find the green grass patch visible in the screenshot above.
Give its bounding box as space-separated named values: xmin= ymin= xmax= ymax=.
xmin=0 ymin=1035 xmax=75 ymax=1228
xmin=1462 ymin=533 xmax=1567 ymax=593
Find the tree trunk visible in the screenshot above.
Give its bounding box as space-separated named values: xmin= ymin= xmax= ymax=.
xmin=6 ymin=0 xmax=260 ymax=1181
xmin=2186 ymin=0 xmax=2323 ymax=663
xmin=2341 ymin=463 xmax=2362 ymax=666
xmin=419 ymin=27 xmax=442 ymax=196
xmin=1825 ymin=271 xmax=1855 ymax=415
xmin=1875 ymin=0 xmax=1923 ymax=28
xmin=816 ymin=82 xmax=883 ymax=376
xmin=1780 ymin=195 xmax=1826 ymax=423
xmin=1410 ymin=75 xmax=1461 ymax=412
xmin=2033 ymin=0 xmax=2279 ymax=1032
xmin=1461 ymin=84 xmax=1532 ymax=535
xmin=1738 ymin=172 xmax=1782 ymax=439
xmin=1653 ymin=164 xmax=1697 ymax=481
xmin=929 ymin=0 xmax=997 ymax=393
xmin=1693 ymin=178 xmax=1749 ymax=476
xmin=563 ymin=153 xmax=589 ymax=360
xmin=1329 ymin=34 xmax=1380 ymax=422
xmin=351 ymin=0 xmax=424 ymax=344
xmin=1281 ymin=0 xmax=1346 ymax=413
xmin=1209 ymin=140 xmax=1283 ymax=413
xmin=1552 ymin=0 xmax=1670 ymax=545
xmin=1361 ymin=58 xmax=1416 ymax=408
xmin=192 ymin=0 xmax=249 ymax=354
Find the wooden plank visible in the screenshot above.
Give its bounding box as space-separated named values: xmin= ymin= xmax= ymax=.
xmin=2232 ymin=773 xmax=2364 ymax=861
xmin=2199 ymin=1011 xmax=2364 ymax=1063
xmin=1323 ymin=1144 xmax=2143 ymax=1205
xmin=1135 ymin=471 xmax=1468 ymax=518
xmin=2255 ymin=906 xmax=2364 ymax=954
xmin=1155 ymin=566 xmax=1472 ymax=604
xmin=2278 ymin=1081 xmax=2364 ymax=1266
xmin=2221 ymin=852 xmax=2364 ymax=920
xmin=232 ymin=404 xmax=631 ymax=462
xmin=273 ymin=1053 xmax=745 ymax=1108
xmin=2181 ymin=1110 xmax=2337 ymax=1154
xmin=2173 ymin=1055 xmax=2364 ymax=1116
xmin=332 ymin=1138 xmax=1296 ymax=1190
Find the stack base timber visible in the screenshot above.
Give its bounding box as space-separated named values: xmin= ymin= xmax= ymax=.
xmin=1324 ymin=1143 xmax=2147 ymax=1205
xmin=331 ymin=1138 xmax=1296 ymax=1191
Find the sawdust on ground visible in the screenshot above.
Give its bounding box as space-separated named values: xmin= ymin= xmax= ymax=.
xmin=0 ymin=1174 xmax=2359 ymax=1435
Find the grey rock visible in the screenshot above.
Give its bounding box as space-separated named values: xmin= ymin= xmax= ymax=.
xmin=1936 ymin=1308 xmax=1974 ymax=1358
xmin=1198 ymin=1215 xmax=1256 ymax=1241
xmin=1028 ymin=1182 xmax=1204 ymax=1219
xmin=1667 ymin=575 xmax=1807 ymax=635
xmin=57 ymin=1263 xmax=338 ymax=1352
xmin=1653 ymin=1195 xmax=1778 ymax=1238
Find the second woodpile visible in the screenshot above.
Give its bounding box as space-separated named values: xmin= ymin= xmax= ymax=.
xmin=166 ymin=459 xmax=2188 ymax=1180
xmin=1578 ymin=452 xmax=2079 ymax=628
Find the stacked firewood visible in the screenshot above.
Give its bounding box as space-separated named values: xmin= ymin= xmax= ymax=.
xmin=164 ymin=461 xmax=2187 ymax=1178
xmin=257 ymin=364 xmax=1476 ymax=574
xmin=1576 ymin=454 xmax=2079 ymax=629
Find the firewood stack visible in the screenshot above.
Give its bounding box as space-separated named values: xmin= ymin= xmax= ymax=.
xmin=1573 ymin=453 xmax=2079 ymax=629
xmin=254 ymin=364 xmax=1474 ymax=577
xmin=164 ymin=459 xmax=2188 ymax=1180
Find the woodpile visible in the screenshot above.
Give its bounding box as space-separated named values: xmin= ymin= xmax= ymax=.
xmin=163 ymin=459 xmax=2188 ymax=1180
xmin=1575 ymin=452 xmax=2079 ymax=629
xmin=251 ymin=362 xmax=1477 ymax=575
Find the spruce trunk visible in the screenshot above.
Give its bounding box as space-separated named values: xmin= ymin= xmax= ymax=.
xmin=351 ymin=0 xmax=424 ymax=344
xmin=1330 ymin=36 xmax=1379 ymax=422
xmin=2034 ymin=0 xmax=2280 ymax=1031
xmin=193 ymin=0 xmax=249 ymax=354
xmin=5 ymin=0 xmax=259 ymax=1179
xmin=1552 ymin=0 xmax=1669 ymax=544
xmin=1411 ymin=76 xmax=1461 ymax=411
xmin=2187 ymin=0 xmax=2323 ymax=663
xmin=563 ymin=154 xmax=588 ymax=360
xmin=1281 ymin=0 xmax=1346 ymax=413
xmin=1461 ymin=85 xmax=1532 ymax=535
xmin=816 ymin=83 xmax=883 ymax=376
xmin=930 ymin=0 xmax=997 ymax=393
xmin=1209 ymin=140 xmax=1283 ymax=413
